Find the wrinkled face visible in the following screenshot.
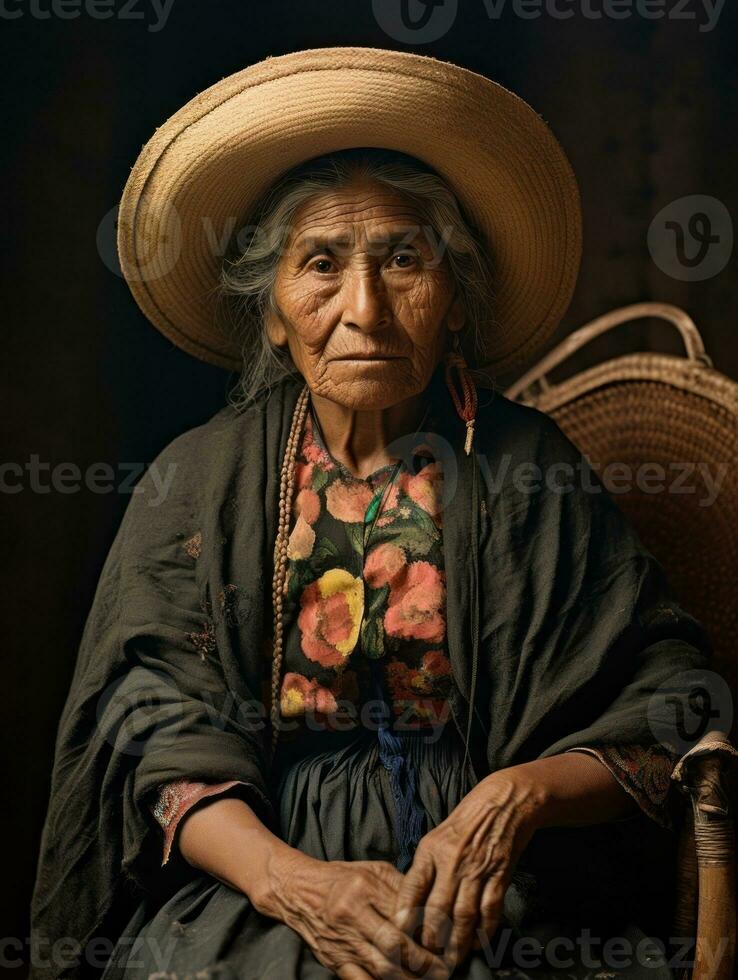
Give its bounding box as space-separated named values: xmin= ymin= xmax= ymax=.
xmin=265 ymin=178 xmax=464 ymax=410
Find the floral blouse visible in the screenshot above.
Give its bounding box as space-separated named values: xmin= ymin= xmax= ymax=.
xmin=151 ymin=406 xmax=679 ymax=863
xmin=278 ymin=406 xmax=453 ymax=733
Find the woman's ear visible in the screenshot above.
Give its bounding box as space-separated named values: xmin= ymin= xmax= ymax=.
xmin=265 ymin=308 xmax=289 ymax=348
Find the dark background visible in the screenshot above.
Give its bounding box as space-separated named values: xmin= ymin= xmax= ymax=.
xmin=2 ymin=0 xmax=736 ymax=963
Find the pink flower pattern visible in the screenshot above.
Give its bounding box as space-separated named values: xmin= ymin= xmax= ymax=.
xmin=385 ymin=562 xmax=446 ymax=643
xmin=279 ymin=409 xmax=452 ymax=730
xmin=325 ymin=481 xmax=376 ymax=523
xmin=364 ymin=542 xmax=406 ymax=589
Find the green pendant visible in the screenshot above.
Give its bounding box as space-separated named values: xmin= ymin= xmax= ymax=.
xmin=364 ymin=494 xmax=381 ymax=525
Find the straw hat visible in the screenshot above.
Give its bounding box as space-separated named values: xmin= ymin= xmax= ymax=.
xmin=117 ymin=46 xmax=582 ymax=375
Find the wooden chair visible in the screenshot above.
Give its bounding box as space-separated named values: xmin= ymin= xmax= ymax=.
xmin=504 ymin=303 xmax=738 ymax=980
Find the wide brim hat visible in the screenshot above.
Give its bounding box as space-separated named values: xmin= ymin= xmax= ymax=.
xmin=117 ymin=46 xmax=582 ymax=375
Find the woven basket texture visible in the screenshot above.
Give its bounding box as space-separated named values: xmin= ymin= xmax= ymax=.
xmin=506 ymin=310 xmax=738 ymax=714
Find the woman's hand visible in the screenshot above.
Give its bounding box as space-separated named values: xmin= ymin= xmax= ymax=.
xmin=391 ymin=750 xmax=640 ymax=970
xmin=178 ymin=795 xmax=449 ymax=978
xmin=265 ymin=851 xmax=451 ymax=980
xmin=392 ymin=768 xmax=545 ymax=969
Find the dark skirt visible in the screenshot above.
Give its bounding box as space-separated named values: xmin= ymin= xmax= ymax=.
xmin=101 ymin=727 xmax=676 ymax=979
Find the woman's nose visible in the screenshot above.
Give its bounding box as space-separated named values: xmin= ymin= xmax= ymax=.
xmin=340 ymin=270 xmax=391 ymax=333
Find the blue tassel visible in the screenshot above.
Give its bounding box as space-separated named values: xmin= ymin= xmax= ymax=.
xmin=371 ymin=662 xmax=426 ymax=872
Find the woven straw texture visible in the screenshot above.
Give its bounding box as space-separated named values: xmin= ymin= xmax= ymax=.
xmin=117 ymin=46 xmax=581 ymax=374
xmin=506 ymin=306 xmax=738 ymax=708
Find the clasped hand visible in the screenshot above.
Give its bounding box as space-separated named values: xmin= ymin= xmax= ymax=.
xmin=280 ymin=768 xmax=543 ymax=980
xmin=390 ymin=768 xmax=543 ymax=974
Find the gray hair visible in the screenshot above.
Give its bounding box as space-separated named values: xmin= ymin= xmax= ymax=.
xmin=217 ymin=147 xmax=497 ymax=410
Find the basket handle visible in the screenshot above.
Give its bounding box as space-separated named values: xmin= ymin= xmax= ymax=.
xmin=505 ymin=302 xmax=712 ymax=402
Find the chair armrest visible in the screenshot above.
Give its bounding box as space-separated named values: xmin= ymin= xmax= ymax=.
xmin=671 ymin=731 xmax=738 ymax=980
xmin=671 ymin=731 xmax=738 ymax=807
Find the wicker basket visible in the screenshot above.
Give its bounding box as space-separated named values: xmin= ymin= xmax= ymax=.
xmin=505 ymin=303 xmax=738 ymax=712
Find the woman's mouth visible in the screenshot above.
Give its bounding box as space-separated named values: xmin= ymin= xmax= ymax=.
xmin=333 ymin=354 xmax=402 ymax=361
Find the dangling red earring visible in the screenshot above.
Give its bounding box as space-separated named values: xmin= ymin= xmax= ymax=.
xmin=444 ymin=332 xmax=477 ymax=455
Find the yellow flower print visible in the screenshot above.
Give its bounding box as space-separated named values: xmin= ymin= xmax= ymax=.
xmin=298 ymin=568 xmax=365 ymax=666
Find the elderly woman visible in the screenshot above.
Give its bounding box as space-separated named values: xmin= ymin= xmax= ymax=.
xmin=32 ymin=48 xmax=709 ymax=980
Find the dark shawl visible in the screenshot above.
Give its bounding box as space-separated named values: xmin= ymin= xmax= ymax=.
xmin=30 ymin=369 xmax=711 ymax=978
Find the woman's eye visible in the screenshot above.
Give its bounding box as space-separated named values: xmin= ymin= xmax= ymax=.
xmin=390 ymin=250 xmax=418 ymax=269
xmin=311 ymin=257 xmax=335 ymax=274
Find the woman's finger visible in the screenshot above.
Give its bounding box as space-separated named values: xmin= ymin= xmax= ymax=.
xmin=447 ymin=874 xmax=483 ymax=965
xmin=366 ymin=940 xmax=449 ymax=980
xmin=417 ymin=865 xmax=458 ymax=954
xmin=337 ymin=964 xmax=374 ymax=980
xmin=478 ymin=874 xmax=506 ymax=945
xmin=362 ymin=907 xmax=450 ymax=980
xmin=392 ymin=848 xmax=436 ymax=934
